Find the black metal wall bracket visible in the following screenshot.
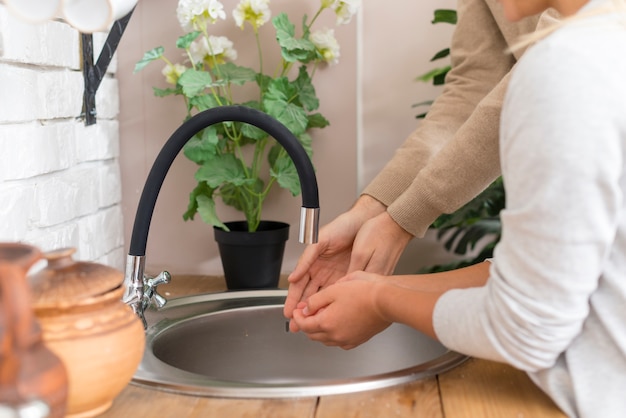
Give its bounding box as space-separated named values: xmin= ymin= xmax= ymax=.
xmin=81 ymin=8 xmax=135 ymax=126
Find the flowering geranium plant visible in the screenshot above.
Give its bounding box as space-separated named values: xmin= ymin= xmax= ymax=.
xmin=135 ymin=0 xmax=359 ymax=232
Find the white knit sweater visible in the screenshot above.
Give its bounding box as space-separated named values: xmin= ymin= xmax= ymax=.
xmin=433 ymin=2 xmax=626 ymax=416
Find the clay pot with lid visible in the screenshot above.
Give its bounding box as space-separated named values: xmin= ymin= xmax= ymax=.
xmin=28 ymin=248 xmax=145 ymax=418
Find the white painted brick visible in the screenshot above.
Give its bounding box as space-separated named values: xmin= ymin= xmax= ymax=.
xmin=93 ymin=32 xmax=118 ymax=75
xmin=0 ymin=64 xmax=39 ymax=122
xmin=0 ymin=121 xmax=76 ymax=181
xmin=95 ymin=246 xmax=125 ymax=270
xmin=0 ymin=65 xmax=84 ymax=122
xmin=74 ymin=119 xmax=119 ymax=162
xmin=24 ymin=222 xmax=80 ymax=255
xmin=0 ymin=182 xmax=35 ymax=241
xmin=99 ymin=162 xmax=122 ymax=208
xmin=94 ymin=77 xmax=119 ymax=120
xmin=0 ymin=3 xmax=124 ymax=266
xmin=0 ymin=5 xmax=80 ymax=69
xmin=76 ymin=205 xmax=124 ymax=261
xmin=37 ymin=70 xmax=84 ymax=119
xmin=34 ymin=168 xmax=100 ymax=227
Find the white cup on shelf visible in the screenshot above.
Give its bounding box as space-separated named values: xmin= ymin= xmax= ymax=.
xmin=62 ymin=0 xmax=137 ymax=33
xmin=2 ymin=0 xmax=63 ymax=23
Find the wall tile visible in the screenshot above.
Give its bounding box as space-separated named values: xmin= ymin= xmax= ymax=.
xmin=0 ymin=5 xmax=80 ymax=69
xmin=0 ymin=122 xmax=76 ymax=181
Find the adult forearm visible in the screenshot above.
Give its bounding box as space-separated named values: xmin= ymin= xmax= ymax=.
xmin=364 ymin=0 xmax=517 ymax=234
xmin=387 ymin=79 xmax=508 ymax=237
xmin=349 ymin=194 xmax=387 ymax=221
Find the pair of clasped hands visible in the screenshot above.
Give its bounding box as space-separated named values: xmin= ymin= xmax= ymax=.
xmin=283 ymin=196 xmax=413 ymax=350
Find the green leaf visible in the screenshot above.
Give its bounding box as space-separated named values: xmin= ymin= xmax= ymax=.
xmin=183 ymin=127 xmax=220 ymax=164
xmin=415 ymin=66 xmax=451 ymax=84
xmin=433 ymin=71 xmax=448 ymax=86
xmin=307 ymin=113 xmax=329 ymax=129
xmin=220 ymin=179 xmax=264 ymax=214
xmin=263 ymin=77 xmax=293 ymax=102
xmin=194 ymin=154 xmax=251 ymax=188
xmin=189 ymin=94 xmax=223 ymax=111
xmin=266 ymin=101 xmax=308 ymax=137
xmin=153 ymin=86 xmax=179 ymax=97
xmin=273 ymin=13 xmax=316 ymax=62
xmin=412 ymin=100 xmax=433 ymax=119
xmin=214 ymin=63 xmax=257 ymax=86
xmin=241 ymin=123 xmax=268 ymax=141
xmin=297 ymin=132 xmax=314 ymax=157
xmin=264 ymin=78 xmax=308 ymax=136
xmin=232 ymin=101 xmax=267 ymax=140
xmin=183 ymin=181 xmax=213 ymax=221
xmin=453 ymin=220 xmax=501 ymax=254
xmin=270 ymin=153 xmax=301 ymax=196
xmin=432 ymin=9 xmax=457 ymax=24
xmin=294 ymin=66 xmax=319 ymax=111
xmin=196 ymin=194 xmax=228 ymax=230
xmin=412 ymin=100 xmax=434 ymax=108
xmin=273 ymin=13 xmax=295 ymax=37
xmin=256 ymin=73 xmax=273 ymax=94
xmin=268 ymin=143 xmax=281 ymax=167
xmin=134 ymin=47 xmax=164 ymax=73
xmin=430 ymin=48 xmax=450 ymax=61
xmin=176 ymin=31 xmax=201 ymax=49
xmin=178 ymin=69 xmax=217 ymax=97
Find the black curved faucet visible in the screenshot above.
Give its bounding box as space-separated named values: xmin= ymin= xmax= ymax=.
xmin=123 ymin=106 xmax=320 ymax=326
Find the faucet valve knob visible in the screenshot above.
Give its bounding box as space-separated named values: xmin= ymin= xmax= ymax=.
xmin=148 ymin=271 xmax=171 ymax=288
xmin=151 ymin=292 xmax=167 ymax=309
xmin=143 ymin=271 xmax=171 ymax=310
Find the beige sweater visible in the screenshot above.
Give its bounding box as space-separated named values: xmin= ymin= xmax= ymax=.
xmin=362 ymin=0 xmax=550 ymax=237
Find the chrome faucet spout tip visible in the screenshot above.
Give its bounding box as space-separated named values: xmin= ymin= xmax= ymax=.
xmin=299 ymin=207 xmax=320 ymax=244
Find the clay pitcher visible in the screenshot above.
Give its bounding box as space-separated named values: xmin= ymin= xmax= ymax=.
xmin=0 ymin=243 xmax=68 ymax=417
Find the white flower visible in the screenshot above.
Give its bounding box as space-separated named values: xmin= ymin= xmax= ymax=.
xmin=310 ymin=28 xmax=340 ymax=65
xmin=190 ymin=35 xmax=238 ymax=66
xmin=232 ymin=0 xmax=271 ymax=30
xmin=325 ymin=0 xmax=360 ymax=25
xmin=162 ymin=63 xmax=188 ymax=85
xmin=177 ymin=0 xmax=226 ymax=32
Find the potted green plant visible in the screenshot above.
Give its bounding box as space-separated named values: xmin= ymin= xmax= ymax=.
xmin=135 ymin=0 xmax=359 ymax=289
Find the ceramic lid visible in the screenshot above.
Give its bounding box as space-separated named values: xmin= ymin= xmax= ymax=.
xmin=28 ymin=247 xmax=124 ymax=309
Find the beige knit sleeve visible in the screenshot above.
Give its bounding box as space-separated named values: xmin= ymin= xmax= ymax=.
xmin=362 ymin=0 xmax=518 ymax=237
xmin=388 ymin=74 xmax=511 ymax=237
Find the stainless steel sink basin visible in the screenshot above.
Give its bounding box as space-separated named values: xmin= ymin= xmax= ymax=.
xmin=132 ymin=289 xmax=467 ymax=398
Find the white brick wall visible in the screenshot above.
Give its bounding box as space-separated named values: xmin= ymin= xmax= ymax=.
xmin=0 ymin=4 xmax=125 ymax=269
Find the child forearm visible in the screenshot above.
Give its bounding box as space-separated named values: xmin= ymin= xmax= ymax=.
xmin=373 ymin=261 xmax=491 ymax=340
xmin=385 ymin=261 xmax=490 ymax=292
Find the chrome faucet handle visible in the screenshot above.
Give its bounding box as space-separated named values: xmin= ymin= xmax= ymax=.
xmin=143 ymin=271 xmax=171 ymax=310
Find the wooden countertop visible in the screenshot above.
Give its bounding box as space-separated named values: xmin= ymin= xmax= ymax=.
xmin=100 ymin=275 xmax=566 ymax=418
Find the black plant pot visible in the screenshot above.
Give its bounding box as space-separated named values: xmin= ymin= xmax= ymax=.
xmin=214 ymin=221 xmax=290 ymax=290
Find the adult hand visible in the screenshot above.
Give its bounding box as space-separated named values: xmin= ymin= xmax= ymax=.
xmin=283 ymin=211 xmax=361 ymax=320
xmin=348 ymin=211 xmax=413 ymax=275
xmin=283 ymin=196 xmax=386 ymax=320
xmin=291 ymin=272 xmax=392 ymax=349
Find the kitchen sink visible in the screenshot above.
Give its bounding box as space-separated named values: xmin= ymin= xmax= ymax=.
xmin=132 ymin=289 xmax=467 ymax=398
